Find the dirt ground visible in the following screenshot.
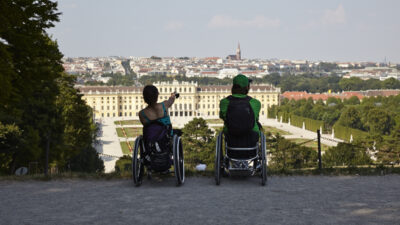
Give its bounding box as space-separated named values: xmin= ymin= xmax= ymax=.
xmin=1 ymin=175 xmax=399 ymax=225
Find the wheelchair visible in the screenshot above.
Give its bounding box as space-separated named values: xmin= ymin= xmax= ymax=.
xmin=132 ymin=125 xmax=184 ymax=187
xmin=215 ymin=131 xmax=267 ymax=186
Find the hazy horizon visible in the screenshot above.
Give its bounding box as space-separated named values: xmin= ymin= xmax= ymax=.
xmin=50 ymin=0 xmax=400 ymax=63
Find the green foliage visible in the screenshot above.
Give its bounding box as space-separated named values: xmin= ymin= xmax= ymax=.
xmin=267 ymin=134 xmax=318 ymax=170
xmin=332 ymin=124 xmax=369 ymax=142
xmin=365 ymin=108 xmax=395 ymax=135
xmin=115 ymin=155 xmax=132 ymax=174
xmin=375 ymin=125 xmax=400 ymax=164
xmin=323 ymin=143 xmax=372 ymax=167
xmin=290 ymin=114 xmax=324 ymax=133
xmin=343 ymin=96 xmax=360 ymax=105
xmin=337 ymin=107 xmax=364 ymax=130
xmin=181 ymin=118 xmax=215 ymax=168
xmin=0 ymin=1 xmax=103 ymax=174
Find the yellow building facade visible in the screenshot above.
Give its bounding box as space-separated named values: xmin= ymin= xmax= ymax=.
xmin=78 ymin=80 xmax=280 ymax=119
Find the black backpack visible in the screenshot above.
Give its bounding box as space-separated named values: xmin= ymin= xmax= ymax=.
xmin=226 ymin=96 xmax=255 ymax=136
xmin=142 ymin=121 xmax=172 ymax=172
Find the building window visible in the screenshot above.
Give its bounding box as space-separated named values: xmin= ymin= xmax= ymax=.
xmin=107 ymin=106 xmax=110 ymax=110
xmin=180 ymin=112 xmax=183 ymax=117
xmin=113 ymin=106 xmax=116 ymax=110
xmin=170 ymin=112 xmax=173 ymax=116
xmin=189 ymin=112 xmax=192 ymax=116
xmin=113 ymin=113 xmax=116 ymax=117
xmin=101 ymin=106 xmax=104 ymax=110
xmin=107 ymin=113 xmax=110 ymax=117
xmin=175 ymin=112 xmax=178 ymax=117
xmin=129 ymin=112 xmax=132 ymax=116
xmin=208 ymin=111 xmax=210 ymax=116
xmin=124 ymin=112 xmax=127 ymax=116
xmin=102 ymin=113 xmax=104 ymax=117
xmin=129 ymin=105 xmax=132 ymax=109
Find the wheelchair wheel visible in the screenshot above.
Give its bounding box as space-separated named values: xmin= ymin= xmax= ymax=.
xmin=260 ymin=133 xmax=267 ymax=186
xmin=215 ymin=132 xmax=223 ymax=185
xmin=173 ymin=135 xmax=184 ymax=186
xmin=132 ymin=136 xmax=144 ymax=186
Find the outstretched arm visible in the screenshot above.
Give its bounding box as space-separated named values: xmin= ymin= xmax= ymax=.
xmin=163 ymin=93 xmax=176 ymax=109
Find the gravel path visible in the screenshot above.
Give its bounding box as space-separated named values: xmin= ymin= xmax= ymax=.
xmin=1 ymin=175 xmax=399 ymax=225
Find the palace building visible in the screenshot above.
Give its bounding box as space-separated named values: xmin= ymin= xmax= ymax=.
xmin=78 ymin=80 xmax=280 ymax=119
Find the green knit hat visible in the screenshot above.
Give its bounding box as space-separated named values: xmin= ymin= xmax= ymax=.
xmin=233 ymin=74 xmax=252 ymax=88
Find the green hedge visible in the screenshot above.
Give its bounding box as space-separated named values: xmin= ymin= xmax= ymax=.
xmin=290 ymin=114 xmax=324 ymax=133
xmin=332 ymin=124 xmax=369 ymax=142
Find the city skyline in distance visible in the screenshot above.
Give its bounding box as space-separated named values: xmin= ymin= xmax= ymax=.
xmin=50 ymin=0 xmax=400 ymax=63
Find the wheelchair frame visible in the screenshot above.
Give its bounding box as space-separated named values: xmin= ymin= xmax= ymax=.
xmin=132 ymin=134 xmax=185 ymax=186
xmin=215 ymin=132 xmax=267 ymax=186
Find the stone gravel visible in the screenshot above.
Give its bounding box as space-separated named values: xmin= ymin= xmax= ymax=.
xmin=1 ymin=175 xmax=399 ymax=225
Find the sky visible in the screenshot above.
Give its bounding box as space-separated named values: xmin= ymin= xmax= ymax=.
xmin=49 ymin=0 xmax=400 ymax=62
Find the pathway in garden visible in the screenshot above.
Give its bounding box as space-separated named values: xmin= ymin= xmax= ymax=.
xmin=94 ymin=118 xmax=123 ymax=173
xmin=259 ymin=118 xmax=343 ymax=147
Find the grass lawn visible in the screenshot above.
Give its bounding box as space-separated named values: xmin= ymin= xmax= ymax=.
xmin=114 ymin=120 xmax=142 ymax=125
xmin=120 ymin=141 xmax=134 ymax=155
xmin=205 ymin=119 xmax=224 ymax=124
xmin=288 ymin=138 xmax=330 ymax=150
xmin=116 ymin=128 xmax=142 ymax=137
xmin=263 ymin=126 xmax=292 ymax=135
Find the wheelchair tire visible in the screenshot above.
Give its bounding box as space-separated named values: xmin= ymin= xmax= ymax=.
xmin=261 ymin=133 xmax=267 ymax=186
xmin=215 ymin=132 xmax=223 ymax=185
xmin=173 ymin=135 xmax=184 ymax=186
xmin=133 ymin=136 xmax=144 ymax=187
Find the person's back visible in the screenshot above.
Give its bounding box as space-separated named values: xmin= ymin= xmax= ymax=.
xmin=139 ymin=85 xmax=175 ymax=127
xmin=219 ymin=74 xmax=261 ymax=147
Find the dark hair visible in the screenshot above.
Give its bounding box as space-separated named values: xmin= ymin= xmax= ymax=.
xmin=143 ymin=85 xmax=159 ymax=106
xmin=231 ymin=84 xmax=249 ymax=95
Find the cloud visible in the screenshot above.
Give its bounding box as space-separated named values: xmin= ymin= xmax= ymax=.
xmin=208 ymin=15 xmax=280 ymax=29
xmin=322 ymin=4 xmax=346 ymax=25
xmin=164 ymin=21 xmax=184 ymax=31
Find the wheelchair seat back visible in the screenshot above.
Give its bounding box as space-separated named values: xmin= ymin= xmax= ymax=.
xmin=225 ymin=131 xmax=259 ymax=159
xmin=142 ymin=121 xmax=172 ymax=171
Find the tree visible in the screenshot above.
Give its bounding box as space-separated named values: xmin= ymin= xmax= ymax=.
xmin=382 ymin=78 xmax=400 ymax=89
xmin=181 ymin=118 xmax=214 ymax=167
xmin=323 ymin=143 xmax=372 ymax=167
xmin=337 ymin=107 xmax=363 ymax=130
xmin=365 ymin=108 xmax=394 ymax=135
xmin=343 ymin=96 xmax=360 ymax=105
xmin=0 ymin=1 xmax=103 ymax=174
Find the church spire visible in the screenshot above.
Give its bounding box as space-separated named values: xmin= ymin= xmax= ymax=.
xmin=236 ymin=42 xmax=241 ymax=60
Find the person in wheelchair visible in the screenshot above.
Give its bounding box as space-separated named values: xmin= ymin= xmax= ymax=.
xmin=219 ymin=74 xmax=261 ymax=153
xmin=138 ymin=85 xmax=176 ymax=172
xmin=216 ymin=74 xmax=266 ymax=185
